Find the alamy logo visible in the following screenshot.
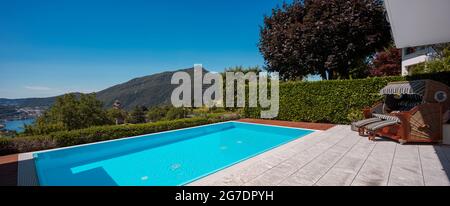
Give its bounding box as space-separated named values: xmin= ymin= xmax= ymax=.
xmin=171 ymin=64 xmax=279 ymax=118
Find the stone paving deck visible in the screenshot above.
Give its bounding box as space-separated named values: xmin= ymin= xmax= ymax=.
xmin=190 ymin=125 xmax=450 ymax=186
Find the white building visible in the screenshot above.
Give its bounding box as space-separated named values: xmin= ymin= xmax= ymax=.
xmin=401 ymin=46 xmax=436 ymax=76
xmin=384 ymin=0 xmax=450 ymax=143
xmin=384 ymin=0 xmax=450 ymax=75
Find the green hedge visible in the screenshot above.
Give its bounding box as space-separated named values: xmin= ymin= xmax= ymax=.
xmin=0 ymin=115 xmax=239 ymax=156
xmin=244 ymin=71 xmax=450 ymax=124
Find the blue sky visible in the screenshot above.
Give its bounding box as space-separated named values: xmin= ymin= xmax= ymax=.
xmin=0 ymin=0 xmax=289 ymax=98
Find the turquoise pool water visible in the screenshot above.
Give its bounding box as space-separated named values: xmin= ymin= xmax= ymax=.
xmin=33 ymin=121 xmax=314 ymax=186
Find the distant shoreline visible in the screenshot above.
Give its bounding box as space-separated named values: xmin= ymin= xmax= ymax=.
xmin=2 ymin=118 xmax=35 ymax=133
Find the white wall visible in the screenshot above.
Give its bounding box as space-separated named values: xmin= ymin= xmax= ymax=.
xmin=401 ymin=47 xmax=436 ymax=76
xmin=401 ymin=54 xmax=431 ymax=76
xmin=384 ymin=0 xmax=450 ymax=48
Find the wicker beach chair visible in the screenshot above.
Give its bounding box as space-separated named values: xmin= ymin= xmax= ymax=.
xmin=352 ymin=80 xmax=450 ymax=144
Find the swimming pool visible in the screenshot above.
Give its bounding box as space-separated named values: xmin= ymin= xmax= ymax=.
xmin=33 ymin=121 xmax=314 ymax=186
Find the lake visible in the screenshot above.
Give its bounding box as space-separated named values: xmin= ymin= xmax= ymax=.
xmin=3 ymin=119 xmax=35 ymax=133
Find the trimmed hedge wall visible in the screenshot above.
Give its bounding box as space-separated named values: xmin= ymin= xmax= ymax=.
xmin=0 ymin=115 xmax=239 ymax=156
xmin=244 ymin=71 xmax=450 ymax=124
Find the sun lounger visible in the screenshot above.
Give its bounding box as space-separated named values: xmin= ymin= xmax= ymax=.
xmin=351 ymin=117 xmax=383 ymax=134
xmin=364 ymin=120 xmax=399 ymax=141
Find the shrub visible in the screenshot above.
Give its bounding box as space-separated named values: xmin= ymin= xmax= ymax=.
xmin=0 ymin=138 xmax=16 ymax=155
xmin=410 ymin=47 xmax=450 ymax=74
xmin=405 ymin=71 xmax=450 ymax=86
xmin=146 ymin=107 xmax=168 ymax=122
xmin=0 ymin=115 xmax=239 ymax=156
xmin=346 ymin=108 xmax=365 ymax=123
xmin=244 ymin=71 xmax=450 ymax=124
xmin=23 ymin=122 xmax=65 ymax=136
xmin=165 ymin=107 xmax=186 ymax=120
xmin=127 ymin=106 xmax=147 ymax=124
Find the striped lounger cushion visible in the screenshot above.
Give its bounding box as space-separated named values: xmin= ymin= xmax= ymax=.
xmin=351 ymin=118 xmax=383 ymax=131
xmin=364 ymin=120 xmax=398 ymax=132
xmin=372 ymin=113 xmax=400 ymax=123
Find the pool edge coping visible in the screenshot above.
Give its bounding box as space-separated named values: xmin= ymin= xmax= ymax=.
xmin=234 ymin=121 xmax=320 ymax=132
xmin=18 ymin=153 xmax=38 ymax=186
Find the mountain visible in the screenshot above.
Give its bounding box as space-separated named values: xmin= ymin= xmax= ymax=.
xmin=0 ymin=67 xmax=208 ymax=111
xmin=0 ymin=93 xmax=83 ymax=108
xmin=97 ymin=67 xmax=208 ymax=109
xmin=0 ymin=93 xmax=82 ymax=120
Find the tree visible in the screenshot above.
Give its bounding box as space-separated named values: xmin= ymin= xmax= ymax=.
xmin=432 ymin=43 xmax=450 ymax=58
xmin=108 ymin=100 xmax=126 ymax=125
xmin=128 ymin=106 xmax=146 ymax=124
xmin=78 ymin=94 xmax=111 ymax=128
xmin=259 ymin=0 xmax=391 ymax=80
xmin=349 ymin=57 xmax=372 ymax=79
xmin=410 ymin=46 xmax=450 ymax=74
xmin=146 ymin=106 xmax=168 ymax=122
xmin=165 ymin=107 xmax=185 ymax=120
xmin=25 ymin=93 xmax=111 ymax=134
xmin=49 ymin=94 xmax=81 ymax=130
xmin=107 ymin=108 xmax=127 ymax=125
xmin=369 ymin=46 xmax=402 ymax=77
xmin=223 ymin=66 xmax=262 ymax=74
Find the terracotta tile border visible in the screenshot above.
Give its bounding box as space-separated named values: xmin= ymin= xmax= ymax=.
xmin=238 ymin=119 xmax=335 ymax=131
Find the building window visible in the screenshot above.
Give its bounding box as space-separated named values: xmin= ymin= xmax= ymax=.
xmin=405 ymin=47 xmax=416 ymax=55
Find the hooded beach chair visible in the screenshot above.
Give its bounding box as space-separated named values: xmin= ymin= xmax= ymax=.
xmin=352 ymin=80 xmax=450 ymax=144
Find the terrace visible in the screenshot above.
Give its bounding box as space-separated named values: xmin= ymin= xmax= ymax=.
xmin=190 ymin=120 xmax=450 ymax=186
xmin=1 ymin=119 xmax=449 ymax=186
